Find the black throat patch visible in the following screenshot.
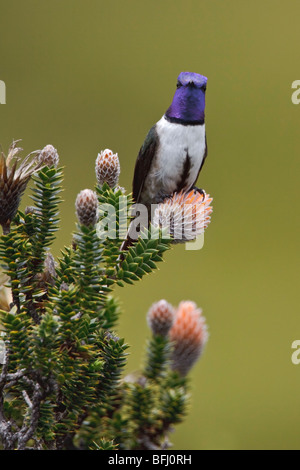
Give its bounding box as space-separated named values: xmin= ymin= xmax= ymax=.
xmin=177 ymin=152 xmax=191 ymax=192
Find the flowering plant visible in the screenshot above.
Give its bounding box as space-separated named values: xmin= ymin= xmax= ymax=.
xmin=0 ymin=141 xmax=212 ymax=450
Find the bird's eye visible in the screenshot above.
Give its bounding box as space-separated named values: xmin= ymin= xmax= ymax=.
xmin=201 ymin=84 xmax=207 ymax=91
xmin=176 ymin=82 xmax=182 ymax=88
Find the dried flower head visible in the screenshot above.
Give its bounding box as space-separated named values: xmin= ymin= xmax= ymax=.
xmin=147 ymin=299 xmax=175 ymax=337
xmin=38 ymin=144 xmax=59 ymax=167
xmin=36 ymin=252 xmax=57 ymax=290
xmin=0 ymin=140 xmax=44 ymax=233
xmin=60 ymin=282 xmax=69 ymax=292
xmin=169 ymin=301 xmax=208 ymax=376
xmin=75 ymin=189 xmax=98 ymax=227
xmin=95 ymin=149 xmax=120 ymax=188
xmin=152 ymin=190 xmax=213 ymax=243
xmin=24 ymin=205 xmax=38 ymax=215
xmin=104 ymin=331 xmax=120 ymax=343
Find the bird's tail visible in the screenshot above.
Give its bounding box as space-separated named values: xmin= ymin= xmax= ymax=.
xmin=119 ymin=230 xmax=134 ymax=253
xmin=118 ymin=204 xmax=151 ymax=262
xmin=118 ymin=220 xmax=138 ymax=263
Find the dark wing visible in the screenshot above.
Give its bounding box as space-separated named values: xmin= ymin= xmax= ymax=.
xmin=193 ymin=132 xmax=207 ymax=185
xmin=132 ymin=125 xmax=158 ymax=203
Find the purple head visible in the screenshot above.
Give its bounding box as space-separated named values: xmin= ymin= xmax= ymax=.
xmin=165 ymin=72 xmax=207 ymax=124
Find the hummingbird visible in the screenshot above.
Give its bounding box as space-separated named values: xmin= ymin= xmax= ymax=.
xmin=133 ymin=71 xmax=208 ymax=210
xmin=121 ymin=71 xmax=208 ymax=251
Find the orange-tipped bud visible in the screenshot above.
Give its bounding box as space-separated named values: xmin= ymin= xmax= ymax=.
xmin=95 ymin=149 xmax=120 ymax=188
xmin=147 ymin=299 xmax=175 ymax=337
xmin=75 ymin=189 xmax=98 ymax=227
xmin=152 ymin=189 xmax=213 ymax=243
xmin=169 ymin=301 xmax=208 ymax=376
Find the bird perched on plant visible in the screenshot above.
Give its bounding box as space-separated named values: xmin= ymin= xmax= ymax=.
xmin=133 ymin=71 xmax=208 ymax=210
xmin=121 ymin=71 xmax=208 ymax=252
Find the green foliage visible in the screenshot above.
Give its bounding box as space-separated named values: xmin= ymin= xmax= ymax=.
xmin=0 ymin=166 xmax=62 ymax=319
xmin=144 ymin=334 xmax=171 ymax=381
xmin=30 ymin=167 xmax=62 ymax=261
xmin=116 ymin=227 xmax=172 ymax=286
xmin=120 ymin=339 xmax=189 ymax=450
xmin=91 ymin=438 xmax=118 ymax=450
xmin=96 ymin=183 xmax=130 ymax=271
xmin=160 ymin=386 xmax=188 ymax=426
xmin=0 ymin=155 xmax=193 ymax=451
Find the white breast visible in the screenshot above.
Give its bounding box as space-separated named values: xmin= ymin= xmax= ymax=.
xmin=153 ymin=115 xmax=206 ymax=192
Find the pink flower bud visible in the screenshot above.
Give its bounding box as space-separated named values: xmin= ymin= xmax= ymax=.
xmin=147 ymin=299 xmax=175 ymax=337
xmin=38 ymin=144 xmax=59 ymax=167
xmin=75 ymin=189 xmax=98 ymax=227
xmin=95 ymin=149 xmax=120 ymax=188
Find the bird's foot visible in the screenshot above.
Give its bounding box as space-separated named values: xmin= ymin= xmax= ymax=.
xmin=192 ymin=186 xmax=206 ymax=201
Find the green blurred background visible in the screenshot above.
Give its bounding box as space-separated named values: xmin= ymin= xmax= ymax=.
xmin=0 ymin=0 xmax=299 ymax=450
